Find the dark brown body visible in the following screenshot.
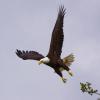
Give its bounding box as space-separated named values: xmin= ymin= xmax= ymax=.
xmin=46 ymin=57 xmax=70 ymax=77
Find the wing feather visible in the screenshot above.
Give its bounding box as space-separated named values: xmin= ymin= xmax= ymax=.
xmin=47 ymin=6 xmax=66 ymax=59
xmin=16 ymin=49 xmax=44 ymax=60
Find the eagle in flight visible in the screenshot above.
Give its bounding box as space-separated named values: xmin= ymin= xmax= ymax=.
xmin=16 ymin=6 xmax=74 ymax=83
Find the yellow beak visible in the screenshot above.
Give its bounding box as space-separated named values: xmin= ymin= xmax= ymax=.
xmin=38 ymin=61 xmax=43 ymax=65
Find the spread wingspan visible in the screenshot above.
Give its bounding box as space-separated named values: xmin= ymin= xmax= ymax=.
xmin=47 ymin=6 xmax=66 ymax=59
xmin=16 ymin=49 xmax=44 ymax=60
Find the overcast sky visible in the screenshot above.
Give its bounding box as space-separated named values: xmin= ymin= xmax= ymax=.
xmin=0 ymin=0 xmax=100 ymax=100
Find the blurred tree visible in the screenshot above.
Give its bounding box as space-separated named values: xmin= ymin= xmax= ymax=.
xmin=80 ymin=82 xmax=100 ymax=96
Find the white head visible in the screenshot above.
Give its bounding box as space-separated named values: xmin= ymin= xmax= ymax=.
xmin=38 ymin=57 xmax=50 ymax=65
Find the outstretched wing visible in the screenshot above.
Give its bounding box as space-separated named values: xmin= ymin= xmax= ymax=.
xmin=47 ymin=6 xmax=66 ymax=59
xmin=16 ymin=49 xmax=44 ymax=61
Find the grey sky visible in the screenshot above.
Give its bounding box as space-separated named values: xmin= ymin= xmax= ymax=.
xmin=0 ymin=0 xmax=100 ymax=100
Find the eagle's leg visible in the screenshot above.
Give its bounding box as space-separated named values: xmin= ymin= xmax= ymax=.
xmin=55 ymin=69 xmax=67 ymax=83
xmin=63 ymin=65 xmax=74 ymax=76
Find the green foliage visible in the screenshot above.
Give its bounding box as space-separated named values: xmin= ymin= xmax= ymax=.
xmin=80 ymin=82 xmax=100 ymax=96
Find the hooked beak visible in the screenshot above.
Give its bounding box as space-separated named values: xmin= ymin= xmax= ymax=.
xmin=38 ymin=61 xmax=43 ymax=65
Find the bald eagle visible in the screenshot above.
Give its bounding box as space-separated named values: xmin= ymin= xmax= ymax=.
xmin=16 ymin=6 xmax=74 ymax=83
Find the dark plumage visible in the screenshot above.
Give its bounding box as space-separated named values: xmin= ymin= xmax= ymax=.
xmin=16 ymin=6 xmax=74 ymax=83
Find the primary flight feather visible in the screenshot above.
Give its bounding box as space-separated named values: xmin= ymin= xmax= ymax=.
xmin=16 ymin=6 xmax=74 ymax=83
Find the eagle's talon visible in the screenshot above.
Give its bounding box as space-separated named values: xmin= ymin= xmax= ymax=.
xmin=68 ymin=70 xmax=73 ymax=76
xmin=61 ymin=77 xmax=67 ymax=83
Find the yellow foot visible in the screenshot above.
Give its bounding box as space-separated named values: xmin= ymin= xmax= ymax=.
xmin=68 ymin=70 xmax=74 ymax=76
xmin=61 ymin=77 xmax=67 ymax=83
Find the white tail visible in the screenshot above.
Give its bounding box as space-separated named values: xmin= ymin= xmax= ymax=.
xmin=59 ymin=54 xmax=75 ymax=71
xmin=63 ymin=53 xmax=75 ymax=66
